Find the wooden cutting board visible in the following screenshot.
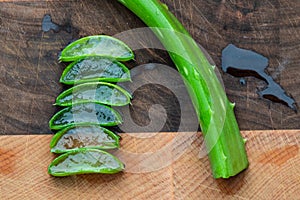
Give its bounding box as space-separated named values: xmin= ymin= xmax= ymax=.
xmin=1 ymin=130 xmax=300 ymax=199
xmin=1 ymin=0 xmax=300 ymax=199
xmin=0 ymin=0 xmax=299 ymax=134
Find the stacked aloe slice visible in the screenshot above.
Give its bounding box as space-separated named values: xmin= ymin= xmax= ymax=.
xmin=48 ymin=35 xmax=133 ymax=176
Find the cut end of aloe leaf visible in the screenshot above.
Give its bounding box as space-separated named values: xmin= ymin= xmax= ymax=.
xmin=59 ymin=35 xmax=134 ymax=62
xmin=48 ymin=148 xmax=124 ymax=176
xmin=50 ymin=125 xmax=120 ymax=154
xmin=213 ymin=162 xmax=249 ymax=179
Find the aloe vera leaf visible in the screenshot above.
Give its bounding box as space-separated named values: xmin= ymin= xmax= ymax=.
xmin=50 ymin=125 xmax=120 ymax=153
xmin=60 ymin=57 xmax=131 ymax=85
xmin=59 ymin=35 xmax=134 ymax=62
xmin=48 ymin=148 xmax=124 ymax=176
xmin=55 ymin=82 xmax=132 ymax=107
xmin=118 ymin=0 xmax=248 ymax=178
xmin=49 ymin=102 xmax=122 ymax=130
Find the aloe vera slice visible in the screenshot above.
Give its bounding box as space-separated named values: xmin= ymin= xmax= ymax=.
xmin=50 ymin=125 xmax=120 ymax=154
xmin=48 ymin=148 xmax=124 ymax=176
xmin=59 ymin=35 xmax=134 ymax=62
xmin=60 ymin=57 xmax=131 ymax=85
xmin=49 ymin=103 xmax=122 ymax=130
xmin=55 ymin=82 xmax=132 ymax=107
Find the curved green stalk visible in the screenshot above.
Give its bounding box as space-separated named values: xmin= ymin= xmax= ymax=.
xmin=118 ymin=0 xmax=248 ymax=178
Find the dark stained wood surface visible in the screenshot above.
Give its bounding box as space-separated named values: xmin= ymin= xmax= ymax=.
xmin=0 ymin=0 xmax=300 ymax=134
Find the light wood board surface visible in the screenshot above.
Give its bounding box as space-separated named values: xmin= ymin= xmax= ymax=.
xmin=0 ymin=0 xmax=300 ymax=134
xmin=1 ymin=130 xmax=299 ymax=199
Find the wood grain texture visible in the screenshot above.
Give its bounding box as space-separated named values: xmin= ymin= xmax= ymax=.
xmin=0 ymin=1 xmax=299 ymax=199
xmin=0 ymin=0 xmax=299 ymax=134
xmin=0 ymin=130 xmax=299 ymax=199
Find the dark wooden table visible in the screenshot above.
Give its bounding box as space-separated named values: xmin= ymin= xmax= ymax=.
xmin=0 ymin=0 xmax=299 ymax=134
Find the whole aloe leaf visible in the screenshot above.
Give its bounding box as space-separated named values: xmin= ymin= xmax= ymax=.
xmin=118 ymin=0 xmax=248 ymax=178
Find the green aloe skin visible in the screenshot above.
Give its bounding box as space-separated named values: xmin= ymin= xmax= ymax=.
xmin=118 ymin=0 xmax=248 ymax=178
